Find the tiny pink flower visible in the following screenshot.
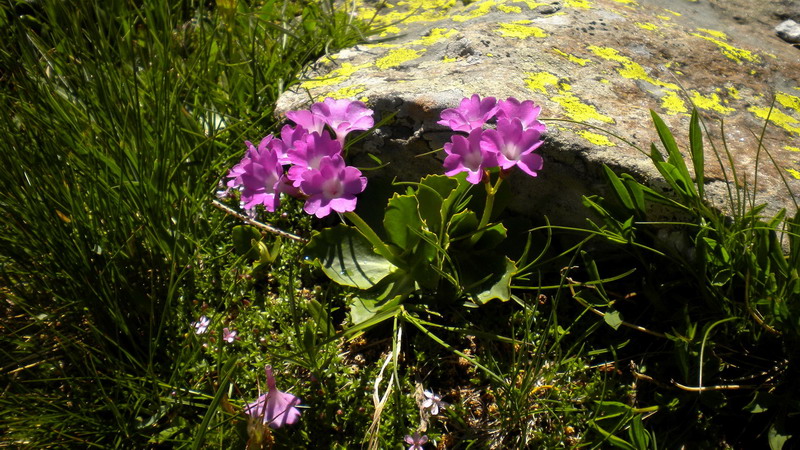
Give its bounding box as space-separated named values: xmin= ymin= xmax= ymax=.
xmin=496 ymin=97 xmax=547 ymax=133
xmin=285 ymin=109 xmax=327 ymax=136
xmin=442 ymin=128 xmax=499 ymax=184
xmin=480 ymin=118 xmax=544 ymax=177
xmin=245 ymin=365 xmax=302 ymax=429
xmin=192 ymin=316 xmax=210 ymax=335
xmin=222 ymin=327 xmax=237 ymax=343
xmin=422 ymin=389 xmax=447 ymax=415
xmin=404 ymin=432 xmax=429 ymax=450
xmin=310 ymin=98 xmax=374 ymax=144
xmin=300 ymin=156 xmax=367 ymax=218
xmin=226 ymin=136 xmax=276 ymax=188
xmin=438 ymin=94 xmax=499 ymax=132
xmin=286 ymin=132 xmax=343 ymax=187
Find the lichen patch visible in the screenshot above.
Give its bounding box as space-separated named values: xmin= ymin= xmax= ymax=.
xmin=496 ymin=21 xmax=548 ymax=38
xmin=375 ymin=48 xmax=426 ymax=70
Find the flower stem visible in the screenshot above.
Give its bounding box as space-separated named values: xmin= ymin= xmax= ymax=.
xmin=344 ymin=211 xmax=403 ymax=267
xmin=470 ymin=176 xmax=503 ymax=246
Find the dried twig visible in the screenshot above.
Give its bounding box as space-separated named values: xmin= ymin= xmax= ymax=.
xmin=212 ymin=199 xmax=308 ymax=243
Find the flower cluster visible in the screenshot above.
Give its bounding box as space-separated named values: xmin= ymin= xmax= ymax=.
xmin=225 ymin=98 xmax=371 ymax=218
xmin=438 ymin=95 xmax=546 ymax=184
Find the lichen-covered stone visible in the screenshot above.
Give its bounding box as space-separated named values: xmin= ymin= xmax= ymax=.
xmin=277 ymin=0 xmax=800 ymax=225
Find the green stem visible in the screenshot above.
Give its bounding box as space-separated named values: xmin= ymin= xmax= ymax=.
xmin=343 ymin=211 xmax=403 ymax=268
xmin=470 ymin=176 xmax=503 ymax=246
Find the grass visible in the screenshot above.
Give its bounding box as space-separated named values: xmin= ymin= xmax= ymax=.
xmin=1 ymin=0 xmax=799 ymax=448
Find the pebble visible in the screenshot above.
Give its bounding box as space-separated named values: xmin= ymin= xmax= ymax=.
xmin=775 ymin=19 xmax=800 ymax=43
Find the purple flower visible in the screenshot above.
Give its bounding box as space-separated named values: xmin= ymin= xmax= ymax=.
xmin=300 ymin=156 xmax=367 ymax=218
xmin=222 ymin=327 xmax=237 ymax=343
xmin=226 ymin=136 xmax=275 ymax=188
xmin=404 ymin=432 xmax=429 ymax=450
xmin=422 ymin=389 xmax=447 ymax=415
xmin=286 ymin=132 xmax=343 ymax=187
xmin=245 ymin=365 xmax=302 ymax=429
xmin=192 ymin=316 xmax=210 ymax=335
xmin=480 ymin=118 xmax=544 ymax=177
xmin=496 ymin=97 xmax=547 ymax=133
xmin=438 ymin=94 xmax=499 ymax=132
xmin=310 ymin=98 xmax=374 ymax=144
xmin=442 ymin=128 xmax=499 ymax=184
xmin=285 ymin=109 xmax=328 ymax=136
xmin=233 ymin=142 xmax=287 ymax=212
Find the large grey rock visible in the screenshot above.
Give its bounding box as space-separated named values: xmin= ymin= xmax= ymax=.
xmin=277 ymin=0 xmax=800 ymax=226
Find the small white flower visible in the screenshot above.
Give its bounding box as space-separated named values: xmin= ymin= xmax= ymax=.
xmin=192 ymin=315 xmax=210 ymax=334
xmin=422 ymin=389 xmax=446 ymax=415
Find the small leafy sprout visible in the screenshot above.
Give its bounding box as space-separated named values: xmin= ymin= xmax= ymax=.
xmin=404 ymin=431 xmax=429 ymax=450
xmin=192 ymin=316 xmax=210 ymax=335
xmin=244 ymin=365 xmax=302 ymax=428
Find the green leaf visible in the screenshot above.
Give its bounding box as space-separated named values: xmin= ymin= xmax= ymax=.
xmin=232 ymin=225 xmax=262 ymax=261
xmin=604 ymin=310 xmax=624 ymax=330
xmin=689 ymin=109 xmax=704 ymax=197
xmin=349 ymin=295 xmax=404 ymax=327
xmin=303 ymin=224 xmax=397 ymax=289
xmin=603 ymin=165 xmax=634 ymax=212
xmin=461 ymin=255 xmax=517 ymax=304
xmin=416 ymin=175 xmax=458 ymax=234
xmin=383 ymin=193 xmax=422 ymax=251
xmin=769 ymin=424 xmax=791 ymax=450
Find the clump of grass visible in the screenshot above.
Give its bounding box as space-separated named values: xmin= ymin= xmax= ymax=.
xmin=0 ymin=0 xmax=366 ymax=446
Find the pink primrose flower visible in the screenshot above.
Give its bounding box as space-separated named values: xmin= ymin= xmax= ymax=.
xmin=236 ymin=142 xmax=286 ymax=211
xmin=496 ymin=97 xmax=547 ymax=133
xmin=480 ymin=118 xmax=544 ymax=177
xmin=226 ymin=136 xmax=276 ymax=188
xmin=404 ymin=432 xmax=429 ymax=450
xmin=300 ymin=156 xmax=367 ymax=218
xmin=310 ymin=98 xmax=374 ymax=144
xmin=278 ymin=124 xmax=309 ymax=165
xmin=285 ymin=109 xmax=327 ymax=136
xmin=244 ymin=365 xmax=302 ymax=429
xmin=286 ymin=132 xmax=343 ymax=187
xmin=442 ymin=128 xmax=499 ymax=184
xmin=437 ymin=94 xmax=499 ymax=132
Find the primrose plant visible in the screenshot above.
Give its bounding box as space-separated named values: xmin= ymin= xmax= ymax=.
xmin=223 ymin=94 xmax=546 ymax=325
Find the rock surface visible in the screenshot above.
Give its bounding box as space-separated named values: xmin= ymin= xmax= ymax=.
xmin=277 ymin=0 xmax=800 ymax=226
xmin=777 ymin=19 xmax=800 ymax=43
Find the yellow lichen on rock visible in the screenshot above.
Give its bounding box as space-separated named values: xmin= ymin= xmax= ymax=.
xmin=497 ymin=4 xmax=522 ymax=13
xmin=776 ymin=92 xmax=800 ymax=112
xmin=749 ymin=106 xmax=800 ymax=136
xmin=551 ymin=91 xmax=615 ymax=123
xmin=300 ymin=62 xmax=373 ymax=89
xmin=696 ymin=28 xmax=727 ymax=40
xmin=451 ymin=0 xmax=497 ymax=22
xmin=690 ymin=91 xmax=735 ymax=114
xmin=375 ymin=48 xmax=426 ymax=70
xmin=661 ymin=90 xmax=688 ymax=115
xmin=411 ymin=28 xmax=459 ymax=46
xmin=786 ymin=168 xmax=800 ymax=180
xmin=785 ymin=146 xmax=800 ymax=152
xmin=553 ymin=48 xmax=591 ymax=66
xmin=496 ymin=20 xmax=548 ymax=38
xmin=354 ymin=0 xmax=455 ymax=27
xmin=322 ymin=85 xmax=367 ymax=101
xmin=636 ymin=22 xmax=659 ymax=31
xmin=578 ymin=130 xmax=615 ymax=146
xmin=524 ymin=71 xmax=559 ymax=93
xmin=690 ymin=30 xmax=760 ymax=64
xmin=564 ymin=0 xmax=592 ymax=8
xmin=587 ymin=46 xmax=678 ymax=90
